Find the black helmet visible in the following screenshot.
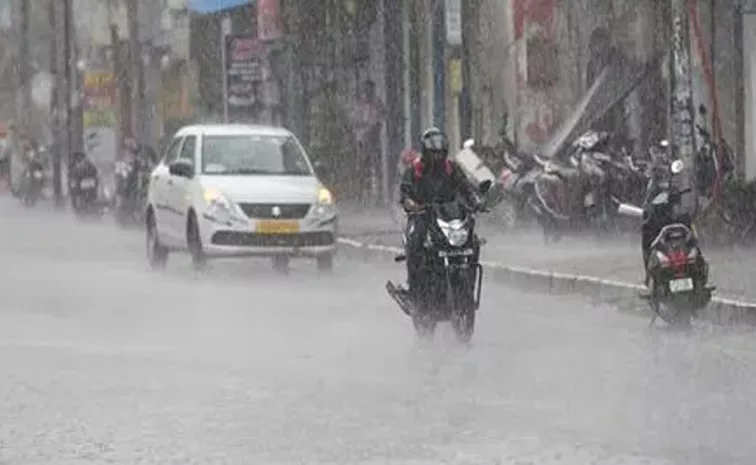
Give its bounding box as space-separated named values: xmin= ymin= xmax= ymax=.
xmin=419 ymin=127 xmax=449 ymax=164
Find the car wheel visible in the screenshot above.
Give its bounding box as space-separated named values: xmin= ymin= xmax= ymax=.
xmin=272 ymin=255 xmax=290 ymax=274
xmin=186 ymin=213 xmax=207 ymax=271
xmin=146 ymin=213 xmax=169 ymax=271
xmin=316 ymin=253 xmax=334 ymax=273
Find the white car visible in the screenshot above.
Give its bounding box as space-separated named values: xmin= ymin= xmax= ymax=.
xmin=145 ymin=124 xmax=338 ymax=272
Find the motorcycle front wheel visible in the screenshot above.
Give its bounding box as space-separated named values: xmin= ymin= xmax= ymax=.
xmin=447 ymin=269 xmax=477 ymax=344
xmin=412 ymin=312 xmax=437 ymax=339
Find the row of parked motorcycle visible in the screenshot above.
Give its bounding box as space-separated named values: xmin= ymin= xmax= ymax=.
xmin=391 ymin=106 xmax=735 ymax=245
xmin=12 ymin=144 xmax=157 ymax=229
xmin=386 ymin=128 xmax=722 ymax=339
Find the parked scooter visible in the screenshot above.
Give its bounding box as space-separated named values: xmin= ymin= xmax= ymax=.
xmin=496 ymin=135 xmax=548 ymax=229
xmin=529 ymin=131 xmax=610 ymax=242
xmin=616 ymin=160 xmax=715 ymax=326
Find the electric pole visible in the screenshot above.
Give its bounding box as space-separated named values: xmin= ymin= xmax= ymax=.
xmin=668 ymin=0 xmax=696 ymax=198
xmin=50 ymin=0 xmax=74 ymax=208
xmin=128 ymin=0 xmax=144 ymax=143
xmin=17 ymin=0 xmax=30 ymax=131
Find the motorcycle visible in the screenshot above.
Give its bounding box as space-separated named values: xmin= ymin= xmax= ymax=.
xmin=617 ymin=162 xmax=714 ymax=326
xmin=386 ymin=180 xmax=492 ymax=343
xmin=695 ymin=104 xmax=735 ymax=201
xmin=21 ymin=158 xmax=45 ymax=207
xmin=69 ymin=166 xmax=102 ymax=218
xmin=496 ymin=136 xmax=548 ymax=229
xmin=112 ymin=156 xmax=151 ymax=227
xmin=531 ymin=131 xmax=612 ymax=242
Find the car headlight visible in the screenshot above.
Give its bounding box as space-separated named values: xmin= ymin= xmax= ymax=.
xmin=203 ymin=187 xmax=232 ymax=212
xmin=317 ymin=186 xmax=333 ymax=206
xmin=312 ymin=186 xmax=335 ymax=217
xmin=438 ymin=219 xmax=469 ymax=247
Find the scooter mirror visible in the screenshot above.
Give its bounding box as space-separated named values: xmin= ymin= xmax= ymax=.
xmin=478 ymin=179 xmax=492 ymax=195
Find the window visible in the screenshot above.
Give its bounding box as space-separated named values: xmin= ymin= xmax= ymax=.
xmin=162 ymin=137 xmax=183 ymax=165
xmin=201 ymin=134 xmax=312 ymax=176
xmin=179 ymin=135 xmax=196 ymax=165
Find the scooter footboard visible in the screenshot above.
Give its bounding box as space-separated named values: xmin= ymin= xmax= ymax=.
xmin=386 ymin=281 xmax=412 ymax=316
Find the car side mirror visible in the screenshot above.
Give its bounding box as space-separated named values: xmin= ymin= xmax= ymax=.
xmin=169 ymin=159 xmax=194 ymax=178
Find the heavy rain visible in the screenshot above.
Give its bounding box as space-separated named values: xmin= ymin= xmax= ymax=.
xmin=1 ymin=0 xmax=756 ymax=463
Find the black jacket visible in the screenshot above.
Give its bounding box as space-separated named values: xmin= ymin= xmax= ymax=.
xmin=71 ymin=158 xmax=98 ymax=180
xmin=400 ymin=158 xmax=478 ymax=207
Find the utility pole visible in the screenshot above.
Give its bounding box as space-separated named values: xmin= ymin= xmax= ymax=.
xmin=128 ymin=0 xmax=144 ymax=143
xmin=17 ymin=0 xmax=30 ymax=131
xmin=63 ymin=0 xmax=73 ymax=164
xmin=52 ymin=0 xmax=71 ymax=207
xmin=668 ymin=0 xmax=696 ymax=198
xmin=49 ymin=0 xmax=59 ymax=204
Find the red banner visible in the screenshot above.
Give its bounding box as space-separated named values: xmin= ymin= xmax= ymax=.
xmin=257 ymin=0 xmax=283 ymax=42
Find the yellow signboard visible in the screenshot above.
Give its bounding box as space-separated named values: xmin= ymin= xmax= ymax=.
xmin=83 ymin=110 xmax=117 ymax=128
xmin=83 ymin=72 xmax=115 ymax=89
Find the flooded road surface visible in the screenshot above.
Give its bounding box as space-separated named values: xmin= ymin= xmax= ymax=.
xmin=1 ymin=202 xmax=756 ymax=464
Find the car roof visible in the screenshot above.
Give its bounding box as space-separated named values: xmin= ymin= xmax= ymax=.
xmin=174 ymin=124 xmax=293 ymax=138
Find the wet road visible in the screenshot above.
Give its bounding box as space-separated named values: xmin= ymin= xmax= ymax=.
xmin=2 ymin=203 xmax=756 ymax=464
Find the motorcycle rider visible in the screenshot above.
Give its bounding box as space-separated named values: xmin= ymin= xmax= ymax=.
xmin=400 ymin=127 xmax=484 ymax=302
xmin=20 ymin=141 xmax=43 ymax=189
xmin=69 ymin=151 xmax=98 ymax=202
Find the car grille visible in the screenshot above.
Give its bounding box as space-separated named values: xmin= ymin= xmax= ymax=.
xmin=238 ymin=203 xmax=311 ymax=219
xmin=211 ymin=231 xmax=335 ymax=247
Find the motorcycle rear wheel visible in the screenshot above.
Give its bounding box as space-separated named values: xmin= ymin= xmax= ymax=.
xmin=649 ymin=278 xmax=693 ymax=327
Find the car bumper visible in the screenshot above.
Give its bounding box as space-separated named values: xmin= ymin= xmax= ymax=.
xmin=198 ymin=211 xmax=338 ymax=258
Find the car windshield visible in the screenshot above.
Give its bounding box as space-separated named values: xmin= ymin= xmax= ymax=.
xmin=201 ymin=134 xmax=312 ymax=176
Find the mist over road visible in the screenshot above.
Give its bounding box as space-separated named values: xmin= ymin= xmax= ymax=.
xmin=1 ymin=203 xmax=756 ymax=464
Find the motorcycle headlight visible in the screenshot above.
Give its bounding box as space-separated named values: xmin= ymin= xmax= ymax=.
xmin=438 ymin=219 xmax=469 ymax=247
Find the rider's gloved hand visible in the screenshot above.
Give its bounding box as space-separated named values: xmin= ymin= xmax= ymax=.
xmin=403 ymin=198 xmax=423 ymax=212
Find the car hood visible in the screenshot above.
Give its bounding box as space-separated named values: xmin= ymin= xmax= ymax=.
xmin=198 ymin=174 xmax=321 ymax=204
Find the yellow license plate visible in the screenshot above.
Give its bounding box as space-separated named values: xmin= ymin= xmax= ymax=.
xmin=255 ymin=219 xmax=300 ymax=234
